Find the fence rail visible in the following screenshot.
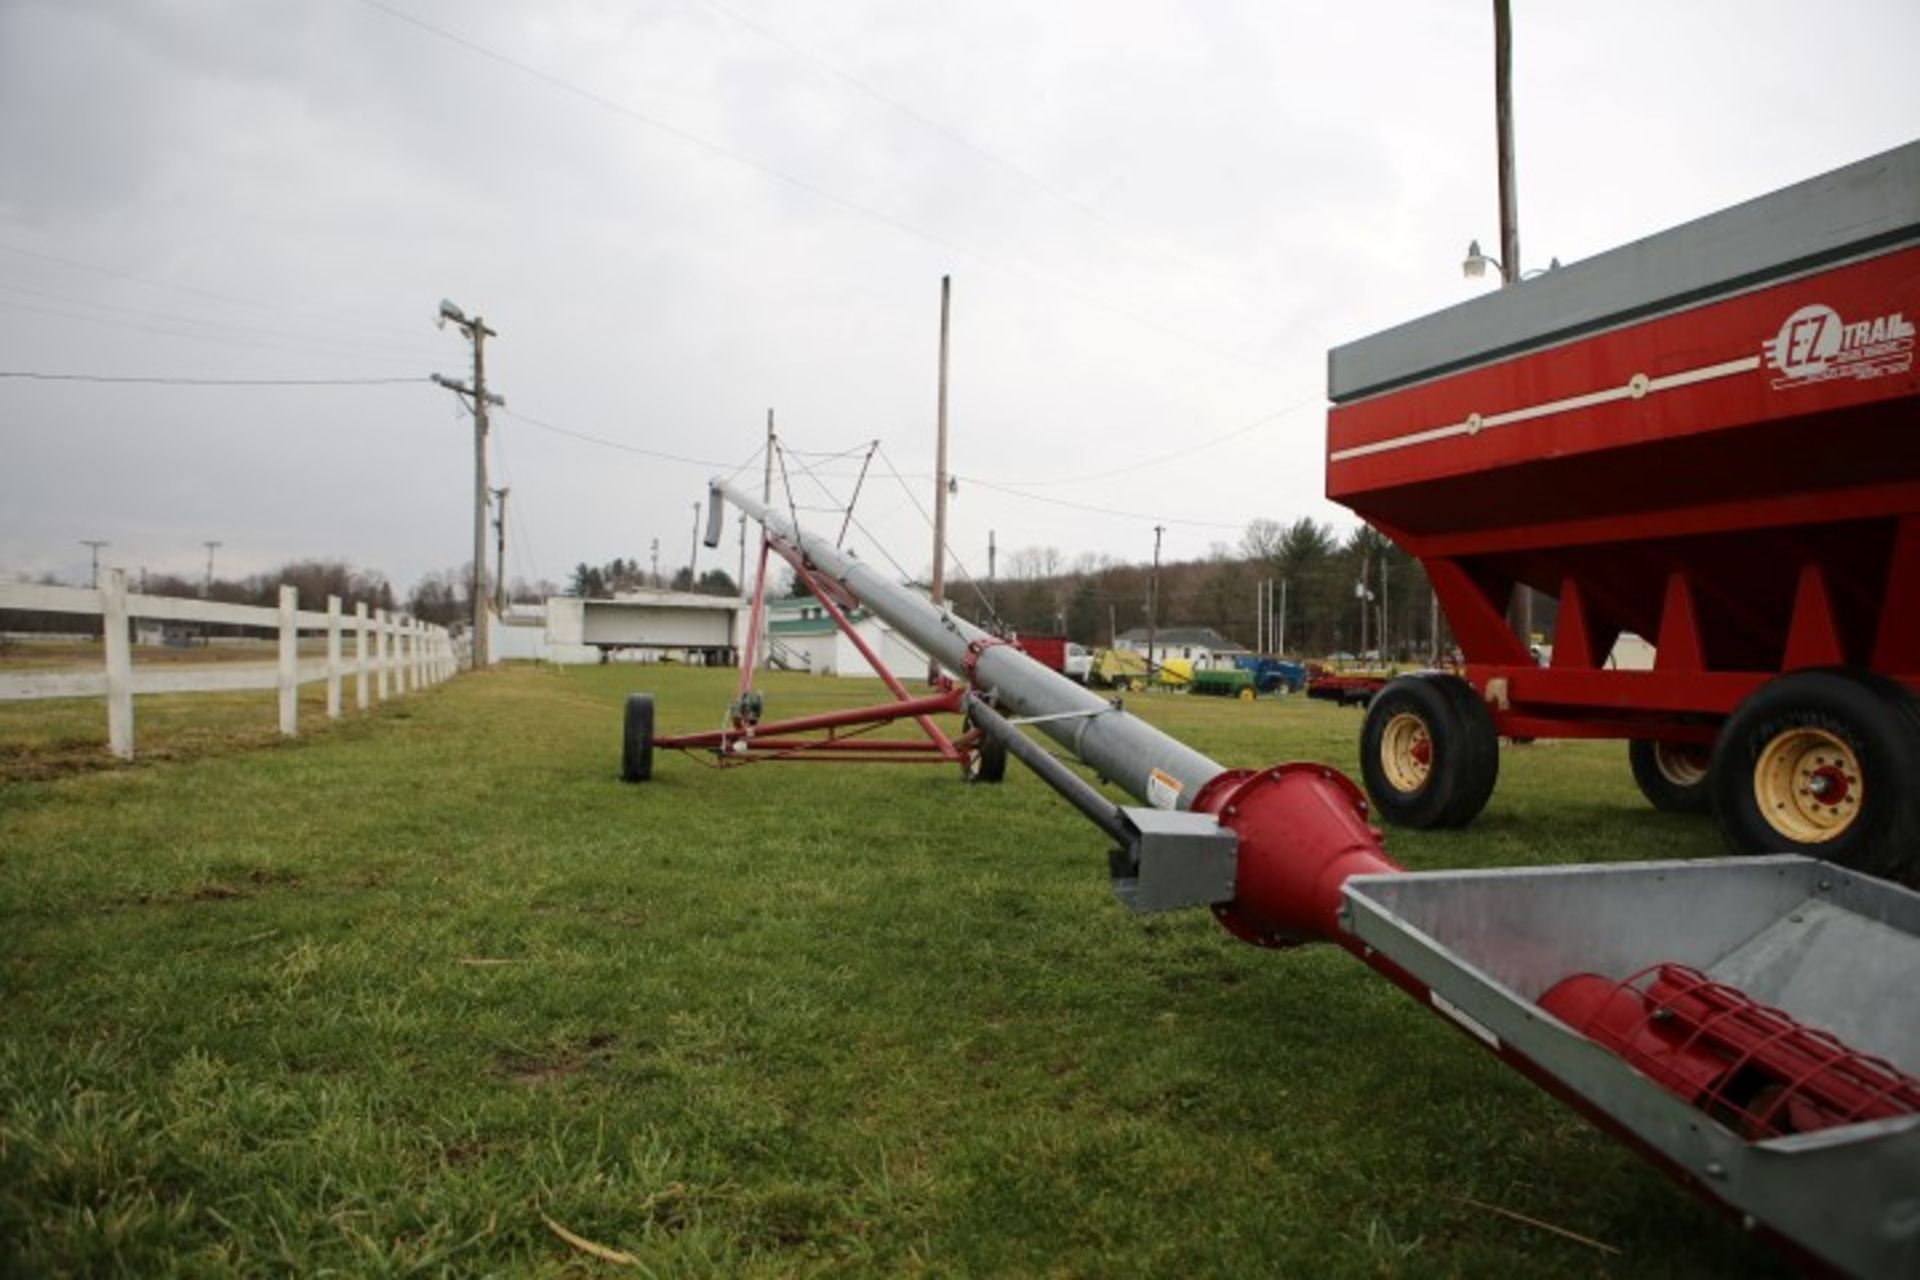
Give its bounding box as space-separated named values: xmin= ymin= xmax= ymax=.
xmin=0 ymin=569 xmax=458 ymax=759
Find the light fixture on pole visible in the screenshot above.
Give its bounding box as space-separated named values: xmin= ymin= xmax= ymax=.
xmin=1462 ymin=240 xmax=1560 ymax=282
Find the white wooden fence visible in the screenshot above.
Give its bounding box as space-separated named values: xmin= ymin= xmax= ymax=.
xmin=0 ymin=569 xmax=458 ymax=759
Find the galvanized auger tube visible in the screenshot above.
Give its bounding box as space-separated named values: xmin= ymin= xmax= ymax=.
xmin=707 ymin=479 xmax=1399 ymax=945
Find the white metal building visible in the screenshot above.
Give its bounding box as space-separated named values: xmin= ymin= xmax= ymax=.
xmin=541 ymin=590 xmax=751 ymax=665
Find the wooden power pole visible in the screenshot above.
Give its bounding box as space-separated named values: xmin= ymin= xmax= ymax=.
xmin=1493 ymin=0 xmax=1533 ymax=650
xmin=434 ymin=299 xmax=501 ymax=671
xmin=930 ymin=275 xmax=951 ymax=682
xmin=491 ymin=486 xmax=509 ymax=613
xmin=1148 ymin=525 xmax=1164 ymax=671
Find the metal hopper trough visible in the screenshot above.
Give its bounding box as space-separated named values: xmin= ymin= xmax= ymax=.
xmin=1344 ymin=857 xmax=1920 ymax=1278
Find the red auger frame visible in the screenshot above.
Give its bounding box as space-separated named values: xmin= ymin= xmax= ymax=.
xmin=648 ymin=531 xmax=995 ymax=775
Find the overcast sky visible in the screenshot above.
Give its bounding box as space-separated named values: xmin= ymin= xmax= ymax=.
xmin=3 ymin=0 xmax=1916 ymax=599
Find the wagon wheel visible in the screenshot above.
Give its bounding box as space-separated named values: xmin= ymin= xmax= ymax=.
xmin=621 ymin=693 xmax=655 ymax=782
xmin=1237 ymin=687 xmax=1256 ymax=702
xmin=1628 ymin=739 xmax=1711 ymax=814
xmin=961 ymin=705 xmax=1008 ymax=784
xmin=1708 ymin=670 xmax=1920 ymax=882
xmin=1358 ymin=674 xmax=1499 ymax=829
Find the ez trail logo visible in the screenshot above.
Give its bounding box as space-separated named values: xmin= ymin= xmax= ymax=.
xmin=1766 ymin=302 xmax=1914 ymax=389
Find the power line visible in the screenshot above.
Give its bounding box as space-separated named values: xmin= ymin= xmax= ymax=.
xmin=693 ymin=0 xmax=1270 ymax=311
xmin=500 ymin=407 xmax=746 ymax=469
xmin=0 ymin=370 xmax=424 ymax=386
xmin=351 ymin=0 xmax=1284 ymax=376
xmin=964 ymin=399 xmax=1317 ymax=489
xmin=0 ymin=241 xmax=447 ymax=348
xmin=961 ymin=474 xmax=1242 ymax=530
xmin=0 ymin=280 xmax=443 ymax=362
xmin=0 ymin=296 xmax=430 ymax=367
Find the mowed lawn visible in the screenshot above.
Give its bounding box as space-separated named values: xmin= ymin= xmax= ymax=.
xmin=1 ymin=664 xmax=1783 ymax=1277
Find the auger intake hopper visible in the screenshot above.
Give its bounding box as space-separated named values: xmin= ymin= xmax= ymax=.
xmin=1345 ymin=857 xmax=1920 ymax=1277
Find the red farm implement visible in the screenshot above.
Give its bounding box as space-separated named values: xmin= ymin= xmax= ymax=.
xmin=1328 ymin=141 xmax=1920 ymax=879
xmin=624 ymin=526 xmax=1004 ymax=783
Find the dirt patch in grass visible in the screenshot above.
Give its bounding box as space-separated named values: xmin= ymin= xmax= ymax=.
xmin=494 ymin=1032 xmax=619 ymax=1086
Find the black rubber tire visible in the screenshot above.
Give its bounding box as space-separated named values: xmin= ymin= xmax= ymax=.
xmin=966 ymin=736 xmax=1007 ymax=784
xmin=1628 ymin=738 xmax=1712 ymax=814
xmin=1708 ymin=669 xmax=1920 ymax=881
xmin=1359 ymin=674 xmax=1500 ymax=829
xmin=964 ymin=718 xmax=1008 ymax=784
xmin=621 ymin=693 xmax=655 ymax=783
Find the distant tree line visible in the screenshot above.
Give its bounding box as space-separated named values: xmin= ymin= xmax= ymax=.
xmin=936 ymin=517 xmax=1551 ymax=661
xmin=567 ymin=557 xmax=738 ymax=600
xmin=1 ymin=558 xmax=569 ymax=638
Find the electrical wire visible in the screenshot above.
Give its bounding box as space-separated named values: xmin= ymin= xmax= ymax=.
xmin=0 ymin=296 xmax=434 ymax=367
xmin=0 ymin=369 xmax=424 ymax=386
xmin=0 ymin=241 xmax=450 ymax=349
xmin=692 ymin=0 xmax=1272 ymax=312
xmin=499 ymin=407 xmax=745 ymax=469
xmin=0 ymin=280 xmax=445 ymax=362
xmin=963 ymin=399 xmax=1317 ymax=489
xmin=350 ymin=0 xmax=1285 ymax=376
xmin=870 ymin=444 xmax=1004 ymax=626
xmin=960 ymin=474 xmax=1242 ymax=530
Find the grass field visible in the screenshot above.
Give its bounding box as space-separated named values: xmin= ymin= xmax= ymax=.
xmin=0 ymin=664 xmax=1784 ymax=1276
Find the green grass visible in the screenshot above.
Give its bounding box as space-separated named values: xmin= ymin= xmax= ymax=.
xmin=0 ymin=665 xmax=1779 ymax=1276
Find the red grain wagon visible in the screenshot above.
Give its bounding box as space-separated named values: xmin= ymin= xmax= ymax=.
xmin=1326 ymin=142 xmax=1920 ymax=879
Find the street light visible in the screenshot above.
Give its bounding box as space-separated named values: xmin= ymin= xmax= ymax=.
xmin=1462 ymin=238 xmax=1499 ymax=280
xmin=1462 ymin=240 xmax=1560 ymax=281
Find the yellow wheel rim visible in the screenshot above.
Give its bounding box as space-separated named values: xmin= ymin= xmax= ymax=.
xmin=1652 ymin=742 xmax=1708 ymax=788
xmin=1379 ymin=711 xmax=1433 ymax=794
xmin=1754 ymin=727 xmax=1862 ymax=843
xmin=1238 ymin=687 xmax=1255 ymax=701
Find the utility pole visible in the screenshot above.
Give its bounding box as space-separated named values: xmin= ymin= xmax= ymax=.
xmin=491 ymin=487 xmax=509 ymax=613
xmin=1493 ymin=0 xmax=1533 ymax=652
xmin=81 ymin=540 xmax=108 ymax=589
xmin=1278 ymin=578 xmax=1288 ymax=657
xmin=1381 ymin=555 xmax=1391 ymax=662
xmin=688 ymin=501 xmax=702 ymax=589
xmin=434 ymin=299 xmax=503 ymax=671
xmin=930 ymin=276 xmax=952 ymax=682
xmin=202 ymin=540 xmax=221 ymax=597
xmin=1431 ymin=585 xmax=1442 ymax=663
xmin=1494 ymin=0 xmax=1520 ymax=292
xmin=650 ymin=537 xmax=660 ymax=588
xmin=1148 ymin=524 xmax=1165 ymax=672
xmin=987 ymin=529 xmax=996 ymax=614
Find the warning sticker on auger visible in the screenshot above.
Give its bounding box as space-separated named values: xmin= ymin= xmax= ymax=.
xmin=1147 ymin=768 xmax=1184 ymax=810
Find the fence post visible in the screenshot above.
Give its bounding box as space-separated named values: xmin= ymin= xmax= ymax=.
xmin=355 ymin=602 xmax=369 ymax=711
xmin=399 ymin=619 xmax=412 ymax=696
xmin=375 ymin=609 xmax=390 ymax=702
xmin=326 ymin=595 xmax=342 ymax=720
xmin=278 ymin=585 xmax=298 ymax=737
xmin=102 ymin=567 xmax=135 ymax=759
